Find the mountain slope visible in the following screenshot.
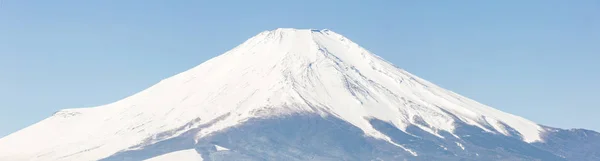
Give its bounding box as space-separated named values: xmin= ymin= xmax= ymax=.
xmin=143 ymin=149 xmax=203 ymax=161
xmin=0 ymin=28 xmax=597 ymax=161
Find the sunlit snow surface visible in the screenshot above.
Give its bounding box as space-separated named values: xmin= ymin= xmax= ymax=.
xmin=0 ymin=28 xmax=597 ymax=161
xmin=143 ymin=149 xmax=203 ymax=161
xmin=214 ymin=145 xmax=229 ymax=152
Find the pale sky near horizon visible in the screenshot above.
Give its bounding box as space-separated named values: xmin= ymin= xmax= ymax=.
xmin=1 ymin=1 xmax=598 ymax=137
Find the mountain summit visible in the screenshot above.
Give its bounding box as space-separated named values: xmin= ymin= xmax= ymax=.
xmin=1 ymin=28 xmax=598 ymax=161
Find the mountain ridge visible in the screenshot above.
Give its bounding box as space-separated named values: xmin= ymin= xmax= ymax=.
xmin=1 ymin=28 xmax=598 ymax=161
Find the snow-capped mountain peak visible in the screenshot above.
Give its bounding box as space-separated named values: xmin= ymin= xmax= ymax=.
xmin=0 ymin=28 xmax=549 ymax=161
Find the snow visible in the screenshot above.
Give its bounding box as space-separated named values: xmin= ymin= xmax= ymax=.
xmin=143 ymin=149 xmax=203 ymax=161
xmin=0 ymin=28 xmax=545 ymax=161
xmin=439 ymin=145 xmax=448 ymax=151
xmin=383 ymin=137 xmax=418 ymax=156
xmin=456 ymin=142 xmax=465 ymax=151
xmin=214 ymin=145 xmax=229 ymax=151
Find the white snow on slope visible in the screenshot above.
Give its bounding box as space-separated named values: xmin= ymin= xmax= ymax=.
xmin=215 ymin=145 xmax=229 ymax=151
xmin=456 ymin=142 xmax=465 ymax=151
xmin=143 ymin=149 xmax=203 ymax=161
xmin=0 ymin=28 xmax=544 ymax=161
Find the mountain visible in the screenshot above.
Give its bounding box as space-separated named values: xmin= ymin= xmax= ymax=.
xmin=1 ymin=28 xmax=598 ymax=161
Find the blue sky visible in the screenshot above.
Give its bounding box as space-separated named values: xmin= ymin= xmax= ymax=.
xmin=0 ymin=0 xmax=598 ymax=137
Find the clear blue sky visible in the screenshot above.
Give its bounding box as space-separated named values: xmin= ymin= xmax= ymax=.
xmin=0 ymin=0 xmax=598 ymax=137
